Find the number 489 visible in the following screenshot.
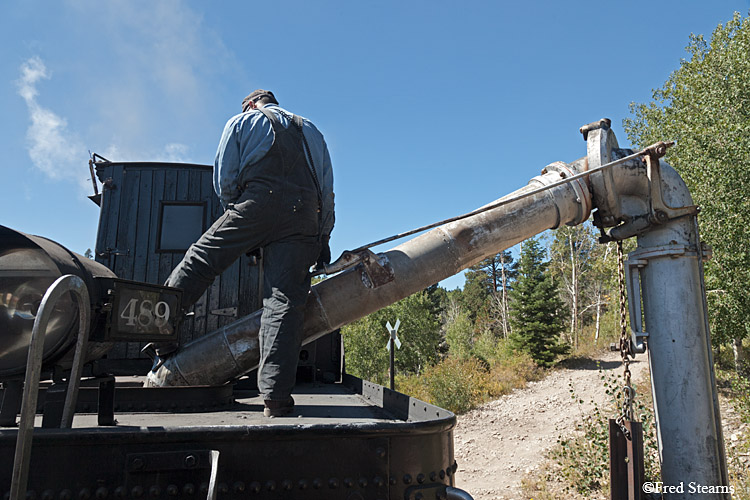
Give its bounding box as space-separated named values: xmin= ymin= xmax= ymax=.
xmin=120 ymin=298 xmax=170 ymax=328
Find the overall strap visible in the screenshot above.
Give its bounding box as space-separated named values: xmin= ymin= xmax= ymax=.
xmin=256 ymin=106 xmax=283 ymax=132
xmin=278 ymin=109 xmax=323 ymax=214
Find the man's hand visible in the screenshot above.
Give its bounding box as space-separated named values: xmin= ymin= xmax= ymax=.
xmin=316 ymin=235 xmax=331 ymax=271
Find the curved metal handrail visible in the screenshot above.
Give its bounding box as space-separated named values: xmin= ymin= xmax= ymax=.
xmin=9 ymin=275 xmax=90 ymax=500
xmin=446 ymin=486 xmax=475 ymax=500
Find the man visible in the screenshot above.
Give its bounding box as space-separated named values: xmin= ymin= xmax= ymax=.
xmin=162 ymin=89 xmax=334 ymax=417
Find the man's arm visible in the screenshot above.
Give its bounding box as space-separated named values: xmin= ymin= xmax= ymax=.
xmin=214 ymin=112 xmax=275 ymax=209
xmin=318 ymin=139 xmax=335 ymax=238
xmin=214 ymin=116 xmax=242 ymax=209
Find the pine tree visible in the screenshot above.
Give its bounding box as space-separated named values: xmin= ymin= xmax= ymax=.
xmin=461 ymin=251 xmax=518 ymax=336
xmin=508 ymin=237 xmax=568 ymax=367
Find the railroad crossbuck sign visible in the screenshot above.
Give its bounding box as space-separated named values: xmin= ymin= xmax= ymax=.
xmin=386 ymin=319 xmax=401 ymax=351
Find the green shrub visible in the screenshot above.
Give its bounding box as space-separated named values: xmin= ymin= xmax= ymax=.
xmin=490 ymin=350 xmax=543 ymax=390
xmin=549 ymin=368 xmax=660 ymax=496
xmin=395 ymin=350 xmax=543 ymax=414
xmin=445 ymin=310 xmax=474 ymax=360
xmin=423 ymin=357 xmax=491 ymax=414
xmin=394 ymin=373 xmax=430 ymax=403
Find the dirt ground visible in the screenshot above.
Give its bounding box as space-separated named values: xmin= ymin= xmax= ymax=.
xmin=453 ymin=351 xmax=649 ymax=500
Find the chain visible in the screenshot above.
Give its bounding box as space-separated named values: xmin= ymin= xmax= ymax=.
xmin=615 ymin=240 xmax=635 ymax=438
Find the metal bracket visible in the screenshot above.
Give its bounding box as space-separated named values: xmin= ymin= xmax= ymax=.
xmin=643 ymin=147 xmax=699 ymax=224
xmin=210 ymin=307 xmax=238 ymax=317
xmin=96 ymin=247 xmax=129 ymax=258
xmin=624 ymin=243 xmax=704 ymax=355
xmin=624 ymin=258 xmax=648 ymax=355
xmin=312 ymin=249 xmax=395 ymax=289
xmin=359 ymin=250 xmax=395 ymax=289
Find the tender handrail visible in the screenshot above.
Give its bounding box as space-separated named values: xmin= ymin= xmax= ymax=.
xmin=9 ymin=275 xmax=90 ymax=500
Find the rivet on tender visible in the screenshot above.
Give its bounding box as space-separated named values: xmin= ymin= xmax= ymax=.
xmin=184 ymin=455 xmax=197 ymax=468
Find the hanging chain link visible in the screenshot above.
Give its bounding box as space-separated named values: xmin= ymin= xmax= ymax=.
xmin=615 ymin=240 xmax=635 ymax=438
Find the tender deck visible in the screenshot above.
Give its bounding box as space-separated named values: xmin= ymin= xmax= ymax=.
xmin=66 ymin=380 xmax=401 ymax=428
xmin=1 ymin=375 xmax=459 ymax=499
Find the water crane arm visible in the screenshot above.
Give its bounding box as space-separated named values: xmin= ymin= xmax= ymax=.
xmin=148 ymin=121 xmax=729 ymax=498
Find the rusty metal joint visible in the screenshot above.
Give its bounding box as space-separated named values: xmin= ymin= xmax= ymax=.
xmin=643 ymin=140 xmax=675 ymax=159
xmin=643 ymin=149 xmax=699 ymax=227
xmin=312 ymin=249 xmax=395 ymax=289
xmin=358 ymin=250 xmax=395 ymax=289
xmin=312 ymin=250 xmax=362 ymax=277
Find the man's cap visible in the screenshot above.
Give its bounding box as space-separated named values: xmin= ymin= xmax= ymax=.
xmin=242 ymin=89 xmax=278 ymax=111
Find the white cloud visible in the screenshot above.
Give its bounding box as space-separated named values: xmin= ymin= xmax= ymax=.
xmin=16 ymin=56 xmax=87 ymax=186
xmin=98 ymin=142 xmax=193 ymax=164
xmin=15 ymin=2 xmax=234 ymax=181
xmin=162 ymin=143 xmax=191 ymax=163
xmin=66 ymin=0 xmax=234 ymax=154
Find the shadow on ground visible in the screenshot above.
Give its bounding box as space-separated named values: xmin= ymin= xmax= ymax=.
xmin=557 ymin=355 xmax=644 ymax=371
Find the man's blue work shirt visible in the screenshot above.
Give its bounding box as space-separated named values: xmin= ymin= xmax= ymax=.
xmin=213 ymin=104 xmax=335 ymax=237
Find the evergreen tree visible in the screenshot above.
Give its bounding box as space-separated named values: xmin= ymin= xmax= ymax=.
xmin=460 ymin=251 xmax=518 ymax=335
xmin=508 ymin=237 xmax=568 ymax=367
xmin=460 ymin=266 xmax=491 ymax=322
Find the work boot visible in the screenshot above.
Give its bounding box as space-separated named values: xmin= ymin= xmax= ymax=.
xmin=263 ymin=397 xmax=295 ymax=417
xmin=142 ymin=342 xmax=179 ymax=372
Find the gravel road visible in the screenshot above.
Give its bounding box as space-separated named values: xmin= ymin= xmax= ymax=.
xmin=453 ymin=352 xmax=649 ymax=499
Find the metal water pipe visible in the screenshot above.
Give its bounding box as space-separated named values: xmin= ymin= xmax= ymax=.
xmin=147 ymin=158 xmax=592 ymax=387
xmin=585 ymin=125 xmax=729 ymax=498
xmin=147 ymin=122 xmax=729 ymax=497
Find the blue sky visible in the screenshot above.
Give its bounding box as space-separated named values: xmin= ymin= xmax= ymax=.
xmin=1 ymin=0 xmax=747 ymax=290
